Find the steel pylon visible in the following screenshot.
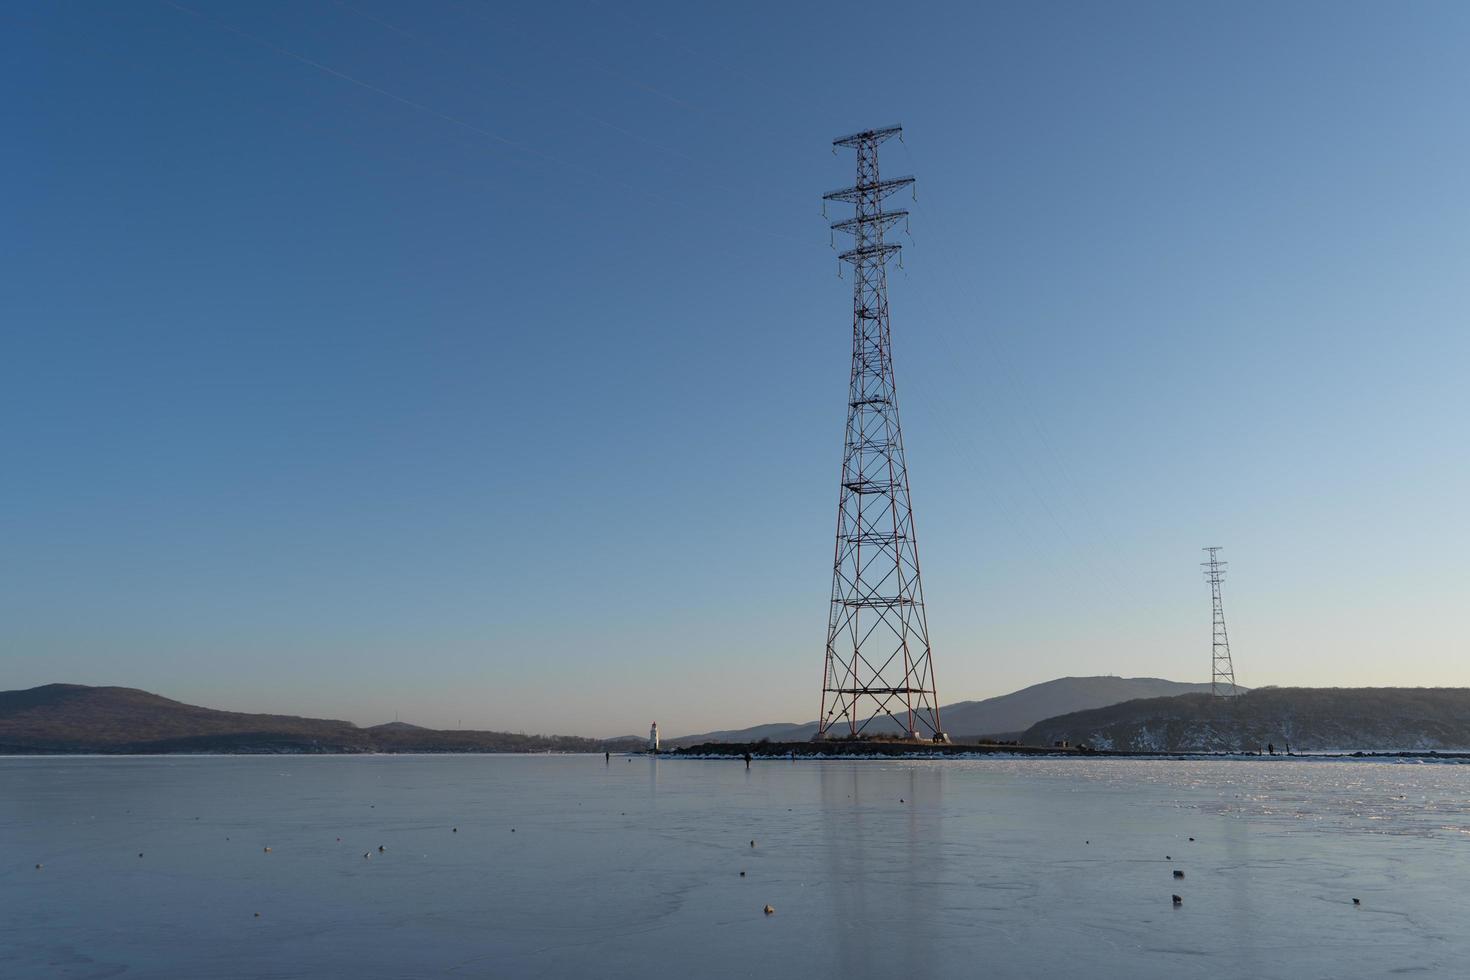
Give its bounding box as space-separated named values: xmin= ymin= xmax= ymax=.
xmin=1202 ymin=547 xmax=1239 ymax=697
xmin=816 ymin=125 xmax=945 ymax=741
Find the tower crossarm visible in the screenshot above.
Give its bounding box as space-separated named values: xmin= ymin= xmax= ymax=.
xmin=830 ymin=209 xmax=909 ymax=236
xmin=833 ymin=124 xmax=903 ymax=147
xmin=839 ymin=243 xmax=903 ymax=265
xmin=822 ymin=175 xmax=916 ymax=204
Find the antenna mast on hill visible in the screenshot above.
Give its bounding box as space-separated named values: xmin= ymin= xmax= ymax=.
xmin=816 ymin=125 xmax=946 ymax=742
xmin=1202 ymin=547 xmax=1239 ymax=697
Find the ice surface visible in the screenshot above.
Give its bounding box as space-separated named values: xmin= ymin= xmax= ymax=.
xmin=2 ymin=755 xmax=1467 ymax=978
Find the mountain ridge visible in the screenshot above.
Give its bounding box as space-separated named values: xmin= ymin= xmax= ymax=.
xmin=1021 ymin=687 xmax=1470 ymax=752
xmin=0 ymin=684 xmax=641 ymax=755
xmin=667 ymin=676 xmax=1225 ymax=745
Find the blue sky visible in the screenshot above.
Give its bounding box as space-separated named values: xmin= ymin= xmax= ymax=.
xmin=4 ymin=1 xmax=1468 ymax=736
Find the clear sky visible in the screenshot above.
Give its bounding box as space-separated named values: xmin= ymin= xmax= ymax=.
xmin=4 ymin=1 xmax=1468 ymax=737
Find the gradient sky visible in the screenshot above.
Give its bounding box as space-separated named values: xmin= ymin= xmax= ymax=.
xmin=4 ymin=1 xmax=1468 ymax=736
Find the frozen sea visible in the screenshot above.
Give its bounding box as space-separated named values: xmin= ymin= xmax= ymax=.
xmin=3 ymin=755 xmax=1468 ymax=979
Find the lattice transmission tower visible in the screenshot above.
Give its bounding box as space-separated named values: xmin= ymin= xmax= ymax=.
xmin=816 ymin=125 xmax=946 ymax=742
xmin=1202 ymin=547 xmax=1239 ymax=696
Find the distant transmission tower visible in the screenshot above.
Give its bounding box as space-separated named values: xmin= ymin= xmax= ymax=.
xmin=1201 ymin=547 xmax=1239 ymax=696
xmin=816 ymin=125 xmax=946 ymax=742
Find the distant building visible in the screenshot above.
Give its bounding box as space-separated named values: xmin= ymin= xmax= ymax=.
xmin=649 ymin=722 xmax=660 ymax=753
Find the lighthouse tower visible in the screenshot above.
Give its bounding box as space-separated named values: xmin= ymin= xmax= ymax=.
xmin=648 ymin=722 xmax=660 ymax=753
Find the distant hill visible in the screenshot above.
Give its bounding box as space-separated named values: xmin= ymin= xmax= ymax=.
xmin=1021 ymin=687 xmax=1470 ymax=753
xmin=0 ymin=684 xmax=642 ymax=755
xmin=939 ymin=676 xmax=1223 ymax=737
xmin=668 ymin=676 xmax=1223 ymax=745
xmin=666 ymin=721 xmax=812 ymax=746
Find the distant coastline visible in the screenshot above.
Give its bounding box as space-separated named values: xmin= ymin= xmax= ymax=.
xmin=9 ymin=748 xmax=1467 ymax=763
xmin=0 ymin=684 xmax=643 ymax=756
xmin=666 ymin=739 xmax=1470 ymax=763
xmin=8 ymin=682 xmax=1470 ymax=757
